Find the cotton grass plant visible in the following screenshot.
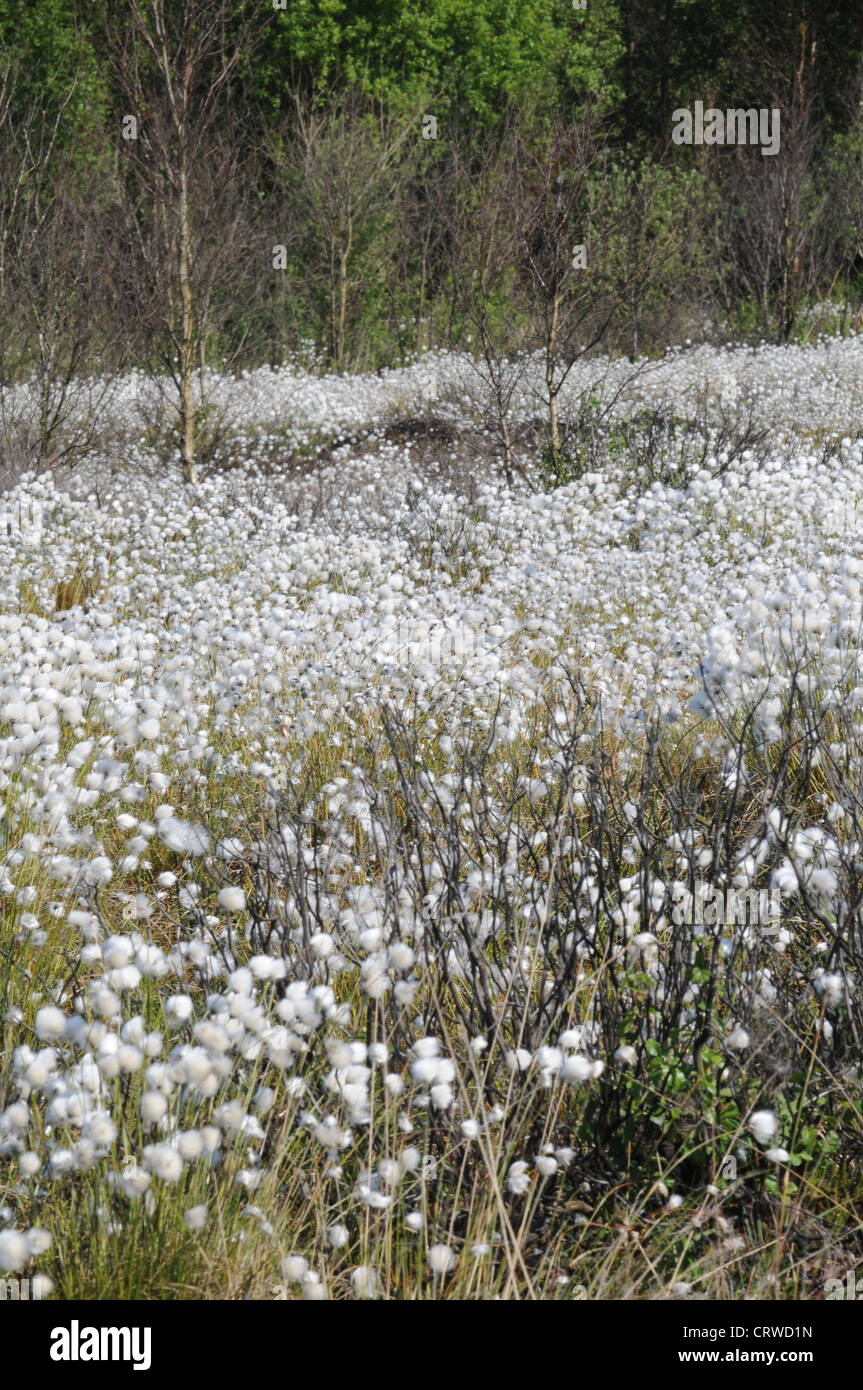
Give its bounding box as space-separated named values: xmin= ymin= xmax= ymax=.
xmin=1 ymin=338 xmax=863 ymax=1299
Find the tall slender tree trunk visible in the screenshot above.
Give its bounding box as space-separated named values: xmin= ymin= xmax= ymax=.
xmin=416 ymin=229 xmax=429 ymax=355
xmin=546 ymin=289 xmax=561 ymax=456
xmin=781 ymin=210 xmax=793 ymax=342
xmin=336 ymin=219 xmax=352 ymax=372
xmin=178 ymin=162 xmax=197 ymax=485
xmin=500 ymin=411 xmax=515 ymax=487
xmin=337 ymin=249 xmax=348 ymax=372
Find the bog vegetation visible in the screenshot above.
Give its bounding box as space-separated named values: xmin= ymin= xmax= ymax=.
xmin=0 ymin=1 xmax=862 ymax=1301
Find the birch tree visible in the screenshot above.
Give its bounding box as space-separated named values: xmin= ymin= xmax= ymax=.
xmin=106 ymin=0 xmax=257 ymax=484
xmin=273 ymin=87 xmax=419 ymax=373
xmin=0 ymin=60 xmax=115 ymax=478
xmin=512 ymin=111 xmax=619 ymax=464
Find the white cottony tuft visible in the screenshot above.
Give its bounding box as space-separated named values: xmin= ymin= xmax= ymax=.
xmin=34 ymin=1005 xmax=66 ymax=1040
xmin=0 ymin=1230 xmax=30 ymax=1272
xmin=506 ymin=1159 xmax=530 ymax=1195
xmin=427 ymin=1243 xmax=456 ymax=1275
xmin=350 ymin=1265 xmax=378 ymax=1299
xmin=560 ymin=1054 xmax=593 ymax=1084
xmin=218 ymin=887 xmax=247 ymax=912
xmin=748 ymin=1110 xmax=777 ymax=1146
xmin=157 ymin=817 xmax=210 ymax=855
xmin=813 ymin=971 xmax=843 ymax=1006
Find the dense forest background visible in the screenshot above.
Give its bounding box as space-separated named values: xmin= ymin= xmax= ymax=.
xmin=2 ymin=0 xmax=863 ymax=475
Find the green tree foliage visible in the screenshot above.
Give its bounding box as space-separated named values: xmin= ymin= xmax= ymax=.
xmin=3 ymin=0 xmax=863 ymax=376
xmin=261 ymin=0 xmax=567 ymax=120
xmin=0 ymin=0 xmax=105 ymax=138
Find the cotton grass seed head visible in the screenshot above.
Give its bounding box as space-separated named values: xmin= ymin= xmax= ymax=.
xmin=748 ymin=1110 xmax=777 ymax=1146
xmin=218 ymin=887 xmax=247 ymax=912
xmin=0 ymin=1230 xmax=30 ymax=1271
xmin=34 ymin=1006 xmax=66 ymax=1040
xmin=142 ymin=1143 xmax=183 ymax=1182
xmin=350 ymin=1265 xmax=378 ymax=1299
xmin=506 ymin=1160 xmax=530 ymax=1195
xmin=280 ymin=1255 xmax=308 ymax=1282
xmin=427 ymin=1243 xmax=456 ymax=1275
